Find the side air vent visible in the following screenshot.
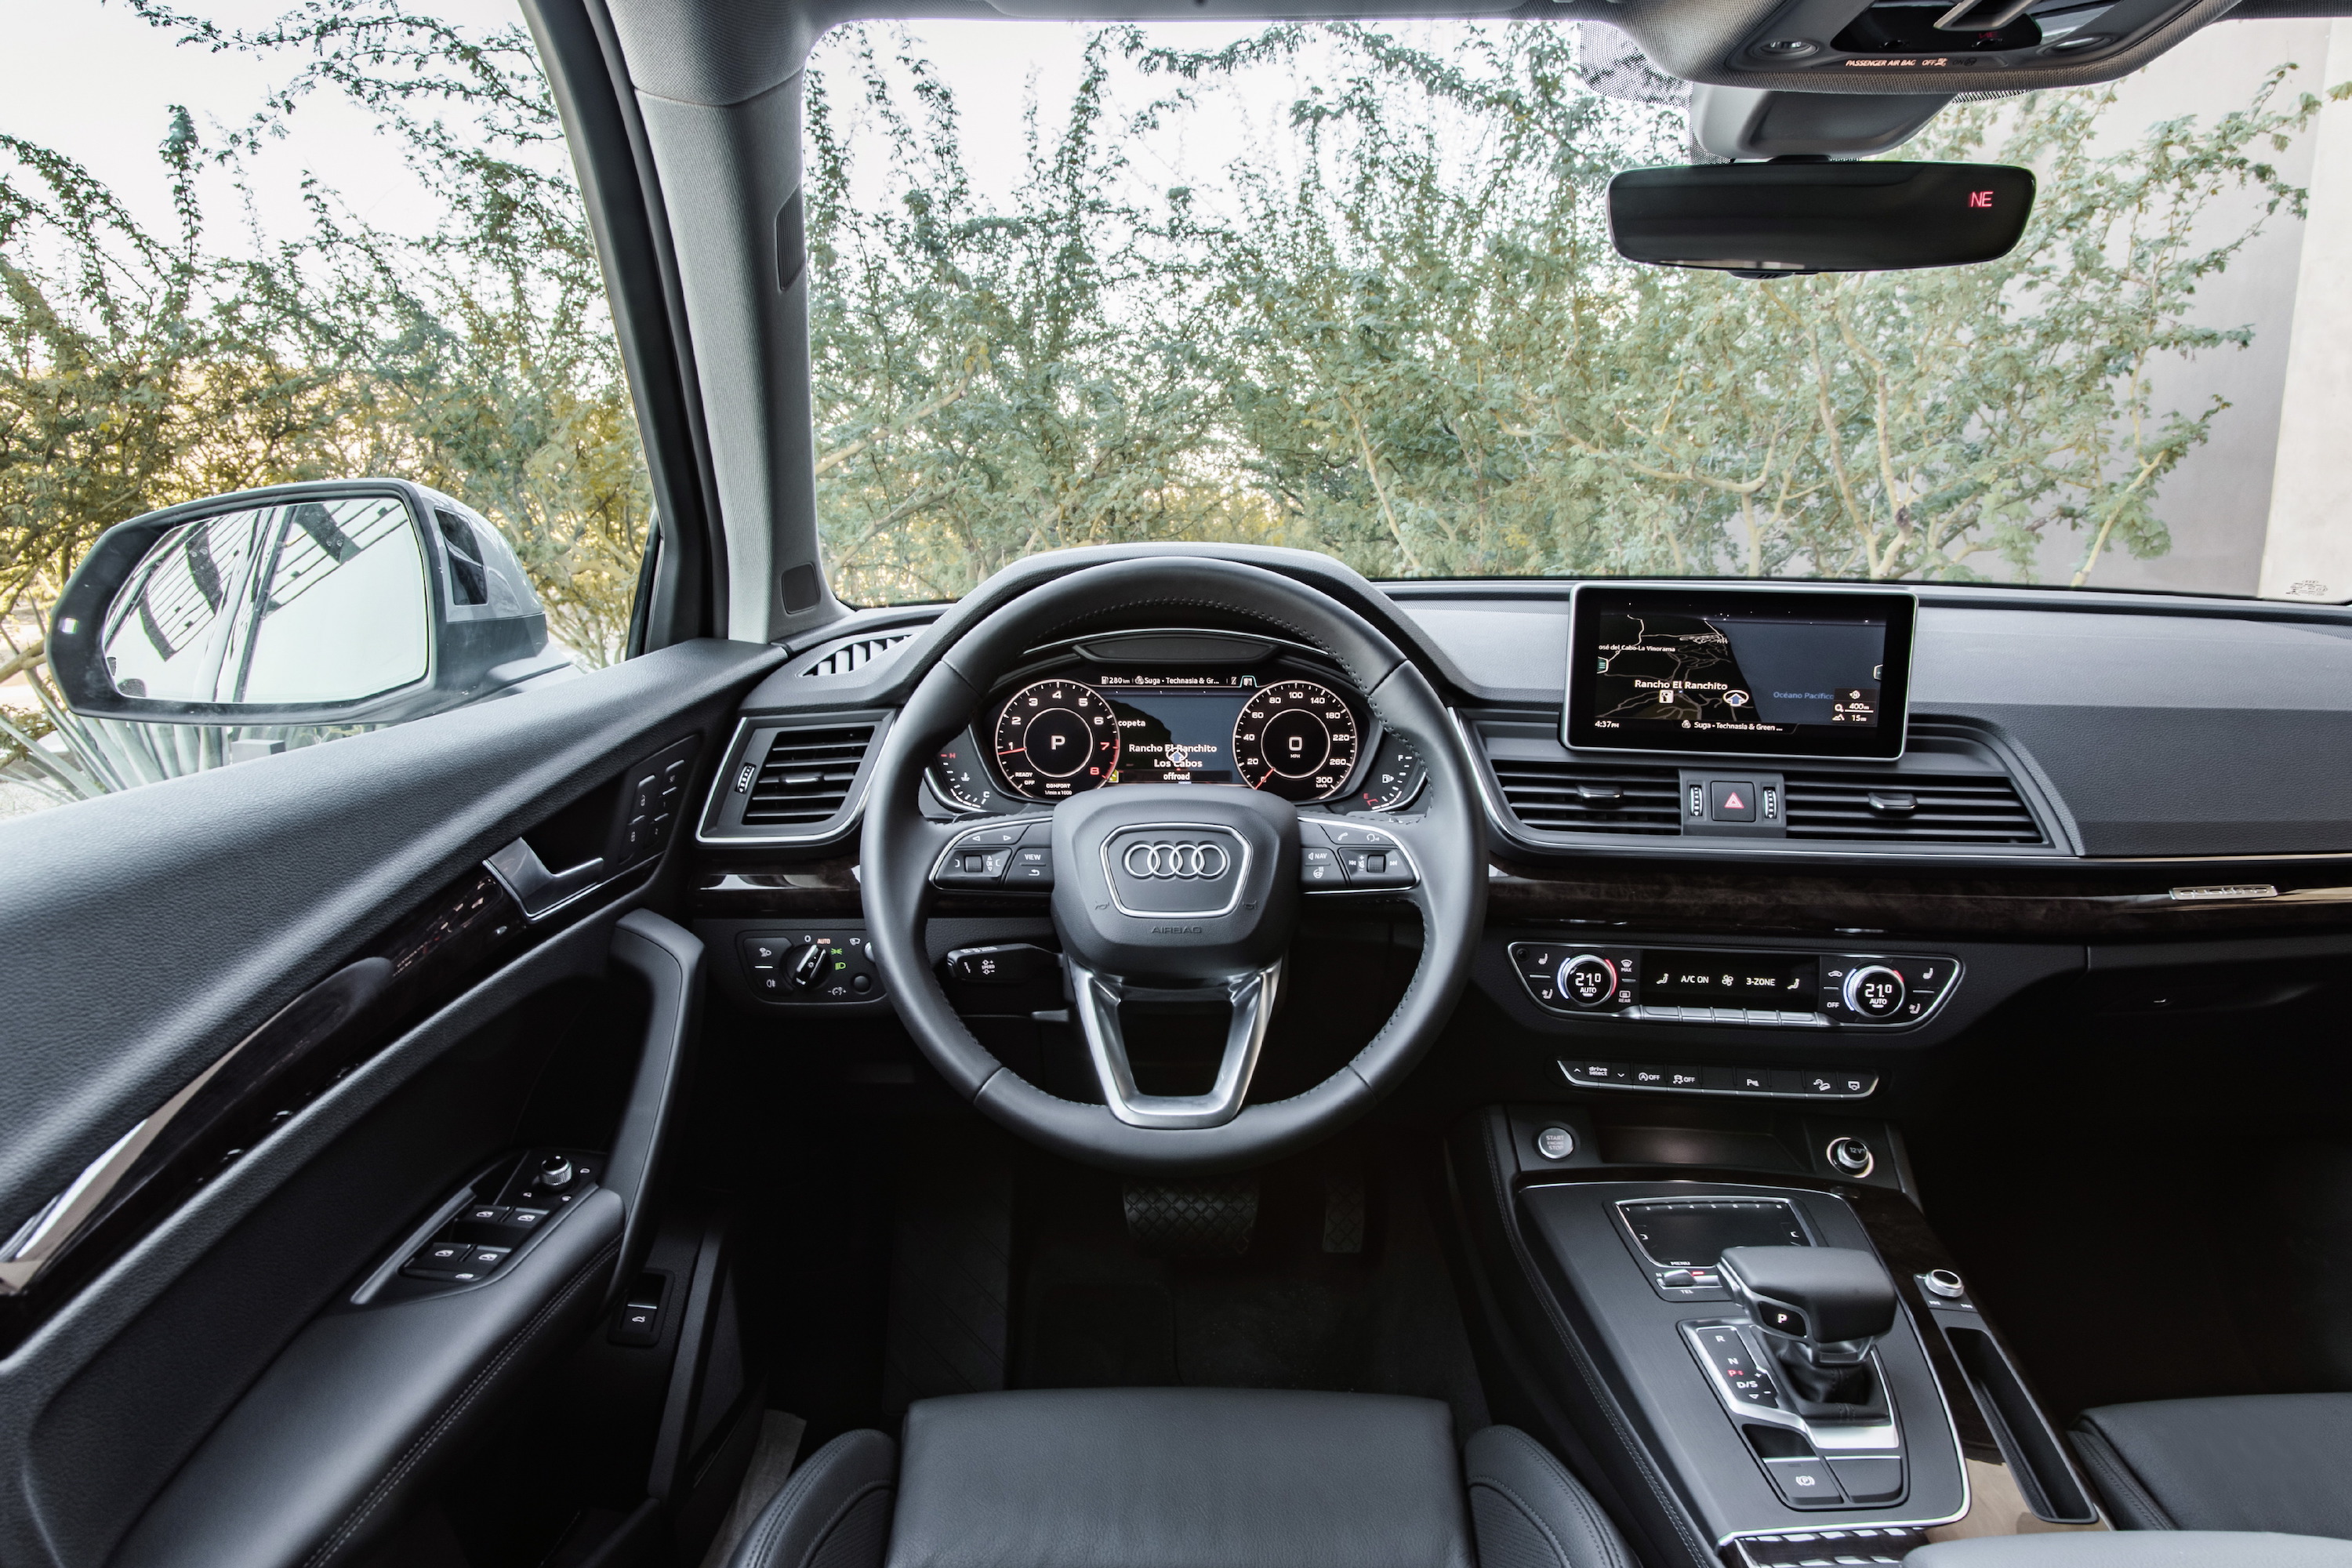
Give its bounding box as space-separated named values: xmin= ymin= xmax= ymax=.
xmin=1491 ymin=757 xmax=1684 ymax=836
xmin=741 ymin=723 xmax=878 ymax=826
xmin=1782 ymin=768 xmax=2042 ymax=844
xmin=800 ymin=634 xmax=911 ymax=677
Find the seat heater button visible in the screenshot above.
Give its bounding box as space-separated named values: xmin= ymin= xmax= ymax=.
xmin=1764 ymin=1457 xmax=1846 ymax=1508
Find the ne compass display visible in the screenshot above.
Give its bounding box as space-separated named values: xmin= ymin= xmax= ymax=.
xmin=987 ymin=672 xmax=1363 ymax=803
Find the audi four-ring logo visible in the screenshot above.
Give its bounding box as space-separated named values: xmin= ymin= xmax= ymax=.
xmin=1122 ymin=840 xmax=1231 ymax=880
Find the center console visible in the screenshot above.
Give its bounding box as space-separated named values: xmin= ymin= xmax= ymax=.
xmin=1449 ymin=1103 xmax=2100 ymax=1568
xmin=1519 ymin=1177 xmax=1966 ymax=1540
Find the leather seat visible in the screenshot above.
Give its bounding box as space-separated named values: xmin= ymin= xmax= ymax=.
xmin=2071 ymin=1393 xmax=2352 ymax=1537
xmin=725 ymin=1388 xmax=1634 ymax=1568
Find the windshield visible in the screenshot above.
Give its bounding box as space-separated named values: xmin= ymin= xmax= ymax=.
xmin=808 ymin=18 xmax=2352 ymax=604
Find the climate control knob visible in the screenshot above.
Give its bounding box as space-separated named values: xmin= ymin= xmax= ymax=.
xmin=1842 ymin=964 xmax=1907 ymax=1019
xmin=1557 ymin=954 xmax=1619 ymax=1008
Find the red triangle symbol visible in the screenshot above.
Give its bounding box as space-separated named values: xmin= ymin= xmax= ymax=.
xmin=1724 ymin=791 xmax=1745 ymax=810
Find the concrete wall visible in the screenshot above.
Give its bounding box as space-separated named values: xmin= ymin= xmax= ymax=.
xmin=2039 ymin=17 xmax=2333 ymax=596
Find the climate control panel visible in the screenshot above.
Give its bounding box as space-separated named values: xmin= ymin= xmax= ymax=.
xmin=1507 ymin=942 xmax=1958 ymax=1030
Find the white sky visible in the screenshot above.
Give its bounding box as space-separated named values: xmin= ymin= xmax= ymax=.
xmin=1 ymin=4 xmax=1548 ymax=258
xmin=2 ymin=0 xmax=532 ymax=249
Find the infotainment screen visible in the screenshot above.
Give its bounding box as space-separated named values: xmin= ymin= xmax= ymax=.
xmin=1564 ymin=586 xmax=1915 ymax=760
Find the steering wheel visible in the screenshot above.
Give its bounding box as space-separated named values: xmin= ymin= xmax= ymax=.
xmin=862 ymin=556 xmax=1486 ymax=1174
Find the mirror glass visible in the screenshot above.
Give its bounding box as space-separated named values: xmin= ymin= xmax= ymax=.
xmin=1608 ymin=162 xmax=2036 ymax=276
xmin=101 ymin=496 xmax=430 ymax=706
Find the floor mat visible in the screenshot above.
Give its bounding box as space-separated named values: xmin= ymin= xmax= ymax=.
xmin=1009 ymin=1140 xmax=1490 ymax=1436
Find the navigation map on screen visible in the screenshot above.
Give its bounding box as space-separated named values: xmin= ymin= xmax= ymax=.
xmin=1566 ymin=588 xmax=1912 ymax=759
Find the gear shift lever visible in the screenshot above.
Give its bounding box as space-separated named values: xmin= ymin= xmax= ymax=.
xmin=1718 ymin=1246 xmax=1899 ymax=1410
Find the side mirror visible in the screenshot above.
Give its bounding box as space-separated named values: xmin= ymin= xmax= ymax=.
xmin=48 ymin=479 xmax=575 ymax=728
xmin=1608 ymin=161 xmax=2036 ymax=278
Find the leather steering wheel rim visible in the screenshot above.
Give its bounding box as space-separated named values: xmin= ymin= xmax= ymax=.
xmin=862 ymin=555 xmax=1486 ymax=1174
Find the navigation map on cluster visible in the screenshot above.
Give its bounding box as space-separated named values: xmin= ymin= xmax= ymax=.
xmin=1588 ymin=611 xmax=1884 ymax=735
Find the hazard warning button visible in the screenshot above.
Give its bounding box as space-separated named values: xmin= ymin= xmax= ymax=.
xmin=1708 ymin=779 xmax=1759 ymax=822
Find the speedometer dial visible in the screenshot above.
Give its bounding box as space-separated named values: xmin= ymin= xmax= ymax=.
xmin=1232 ymin=680 xmax=1360 ymax=802
xmin=994 ymin=679 xmax=1120 ymax=798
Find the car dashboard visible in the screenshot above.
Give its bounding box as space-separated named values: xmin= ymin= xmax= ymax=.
xmin=684 ymin=568 xmax=2352 ymax=1123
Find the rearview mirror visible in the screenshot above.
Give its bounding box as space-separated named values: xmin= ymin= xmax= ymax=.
xmin=48 ymin=479 xmax=575 ymax=728
xmin=1608 ymin=162 xmax=2036 ymax=277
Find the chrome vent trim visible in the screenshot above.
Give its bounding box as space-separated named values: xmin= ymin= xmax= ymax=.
xmin=799 ymin=633 xmax=911 ymax=677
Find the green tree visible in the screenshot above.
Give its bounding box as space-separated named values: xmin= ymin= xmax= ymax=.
xmin=804 ymin=21 xmax=2333 ymax=591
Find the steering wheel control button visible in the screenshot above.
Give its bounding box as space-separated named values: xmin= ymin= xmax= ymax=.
xmin=931 ymin=818 xmax=1054 ymax=889
xmin=1009 ymin=846 xmax=1054 ymax=884
xmin=1558 ymin=954 xmax=1618 ymax=1007
xmin=740 ymin=929 xmax=887 ymax=1004
xmin=1534 ymin=1125 xmax=1577 ymax=1160
xmin=1298 ymin=819 xmax=1417 ymax=890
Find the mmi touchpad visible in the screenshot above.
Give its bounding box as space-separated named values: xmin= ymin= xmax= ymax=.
xmin=1618 ymin=1198 xmax=1810 ymax=1269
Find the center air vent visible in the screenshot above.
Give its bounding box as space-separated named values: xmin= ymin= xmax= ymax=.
xmin=1490 ymin=757 xmax=1684 ymax=836
xmin=800 ymin=633 xmax=910 ymax=677
xmin=740 ymin=723 xmax=878 ymax=827
xmin=1781 ymin=768 xmax=2041 ymax=844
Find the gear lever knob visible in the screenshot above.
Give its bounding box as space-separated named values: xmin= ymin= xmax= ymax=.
xmin=1718 ymin=1245 xmax=1898 ymax=1367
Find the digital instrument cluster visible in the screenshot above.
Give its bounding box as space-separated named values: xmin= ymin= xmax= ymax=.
xmin=928 ymin=664 xmax=1426 ymax=813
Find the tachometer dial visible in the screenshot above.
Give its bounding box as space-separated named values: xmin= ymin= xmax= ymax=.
xmin=994 ymin=679 xmax=1121 ymax=798
xmin=1232 ymin=680 xmax=1360 ymax=802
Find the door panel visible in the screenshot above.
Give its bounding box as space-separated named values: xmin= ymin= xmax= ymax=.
xmin=0 ymin=637 xmax=779 ymax=1566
